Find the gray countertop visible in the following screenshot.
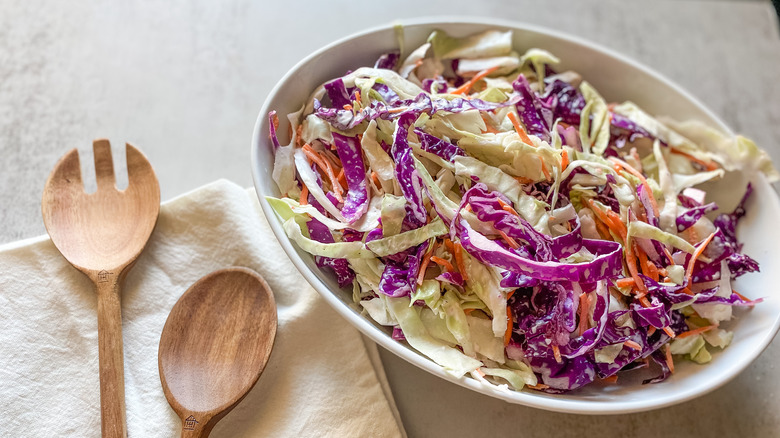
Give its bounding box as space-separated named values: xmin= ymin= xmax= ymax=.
xmin=2 ymin=0 xmax=779 ymax=436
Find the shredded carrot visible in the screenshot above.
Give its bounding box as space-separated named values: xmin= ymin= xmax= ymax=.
xmin=624 ymin=340 xmax=642 ymax=350
xmin=513 ymin=175 xmax=535 ymax=185
xmin=638 ymin=295 xmax=652 ymax=307
xmin=665 ymin=344 xmax=675 ymax=373
xmin=430 ymin=256 xmax=456 ymax=273
xmin=587 ymin=199 xmax=627 ymax=240
xmin=635 ymin=246 xmax=659 ymax=283
xmin=588 ymin=203 xmax=616 ymax=235
xmin=615 ymin=277 xmax=635 ymax=288
xmin=321 ymin=148 xmax=342 ymax=170
xmin=271 ymin=112 xmax=280 ymax=135
xmin=506 ymin=111 xmax=535 ymax=145
xmin=733 ymin=290 xmax=757 ymax=304
xmin=662 ymin=247 xmax=676 ymax=265
xmin=677 ymin=325 xmax=716 ymax=339
xmin=299 ymin=184 xmax=309 ymax=205
xmin=325 ymin=153 xmax=345 ymax=191
xmin=577 ymin=292 xmax=591 ymax=336
xmin=636 ymin=246 xmax=651 ymax=276
xmin=601 ymin=375 xmax=619 ymax=384
xmin=303 ymin=145 xmax=337 ymax=186
xmin=503 ymin=204 xmax=520 ymax=216
xmin=560 ymin=149 xmax=569 ymax=170
xmin=663 ymin=327 xmax=676 ymax=338
xmin=685 ymin=231 xmax=716 ymax=286
xmin=497 ymin=229 xmax=520 ymax=249
xmin=609 ymin=156 xmax=660 ymax=218
xmin=417 ymin=257 xmax=431 ymax=284
xmin=506 ymin=290 xmax=515 ymax=302
xmin=453 ymin=243 xmax=468 ymax=282
xmin=354 ymin=90 xmax=361 ymax=106
xmin=604 ymin=213 xmax=628 ymax=242
xmin=342 ymin=104 xmax=353 ymax=111
xmin=337 ymin=168 xmax=348 ymax=190
xmin=552 ymin=344 xmax=562 ymax=364
xmin=302 ymin=144 xmax=344 ymax=202
xmin=527 ymin=383 xmax=550 ymax=391
xmin=625 ymin=247 xmax=646 ymax=293
xmin=416 ymin=242 xmax=437 ymax=285
xmin=658 ymin=267 xmax=668 ymax=277
xmin=504 ymin=306 xmax=514 ymax=346
xmin=451 ymin=65 xmax=499 ymax=95
xmin=540 ymin=161 xmax=551 ymax=181
xmin=371 ymin=171 xmax=381 ymax=187
xmin=295 ymin=124 xmax=304 ymax=147
xmin=497 ymin=198 xmax=519 ymax=216
xmin=645 ymin=260 xmax=659 ymax=282
xmin=670 ymin=147 xmax=719 ymax=171
xmin=464 ymin=204 xmax=473 ymax=212
xmin=647 ymin=326 xmax=657 ymax=336
xmin=387 ymin=106 xmax=409 ymax=114
xmin=594 ymin=219 xmax=612 ymax=240
xmin=681 ymin=287 xmax=694 ymax=296
xmin=480 ymin=114 xmax=500 ymax=134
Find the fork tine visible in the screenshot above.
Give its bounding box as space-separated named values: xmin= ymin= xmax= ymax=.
xmin=52 ymin=148 xmax=82 ymax=187
xmin=93 ymin=139 xmax=115 ymax=190
xmin=125 ymin=143 xmax=158 ymax=189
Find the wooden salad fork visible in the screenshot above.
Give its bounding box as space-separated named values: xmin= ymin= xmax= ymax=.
xmin=41 ymin=140 xmax=160 ymax=438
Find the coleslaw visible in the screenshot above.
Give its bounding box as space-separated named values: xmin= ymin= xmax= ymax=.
xmin=265 ymin=28 xmax=778 ymax=392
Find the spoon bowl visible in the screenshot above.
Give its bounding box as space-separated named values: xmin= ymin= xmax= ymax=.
xmin=42 ymin=141 xmax=159 ymax=271
xmin=158 ymin=267 xmax=277 ymax=438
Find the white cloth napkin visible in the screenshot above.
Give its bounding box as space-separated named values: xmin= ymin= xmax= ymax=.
xmin=0 ymin=180 xmax=406 ymax=438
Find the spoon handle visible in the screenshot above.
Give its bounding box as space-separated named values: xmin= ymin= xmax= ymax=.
xmin=95 ymin=276 xmax=127 ymax=438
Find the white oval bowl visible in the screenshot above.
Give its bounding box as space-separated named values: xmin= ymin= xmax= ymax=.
xmin=251 ymin=18 xmax=780 ymax=414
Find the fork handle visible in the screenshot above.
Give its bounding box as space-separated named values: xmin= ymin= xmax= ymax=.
xmin=95 ymin=275 xmax=128 ymax=438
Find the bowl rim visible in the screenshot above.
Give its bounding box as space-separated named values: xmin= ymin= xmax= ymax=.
xmin=251 ymin=16 xmax=780 ymax=414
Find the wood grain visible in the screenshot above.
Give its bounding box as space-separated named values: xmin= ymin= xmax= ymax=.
xmin=158 ymin=267 xmax=277 ymax=438
xmin=41 ymin=140 xmax=160 ymax=438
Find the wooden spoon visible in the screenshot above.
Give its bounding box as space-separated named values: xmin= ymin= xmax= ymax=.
xmin=41 ymin=140 xmax=160 ymax=438
xmin=158 ymin=267 xmax=277 ymax=438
